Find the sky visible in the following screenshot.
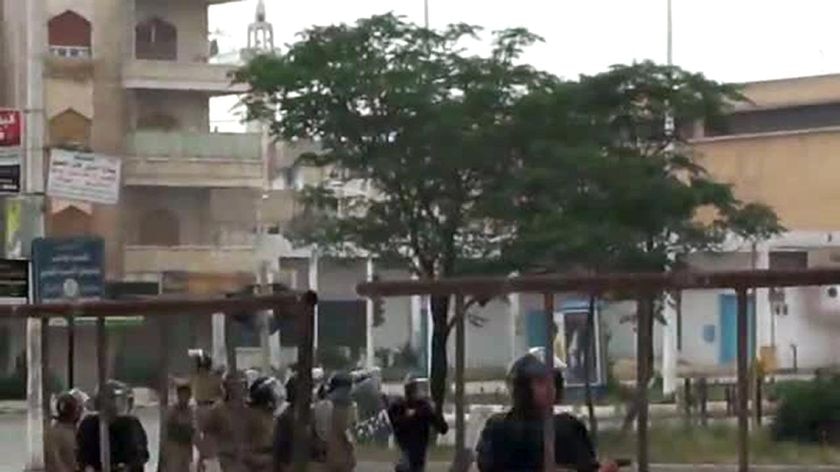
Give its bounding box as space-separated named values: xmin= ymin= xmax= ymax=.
xmin=208 ymin=0 xmax=840 ymax=127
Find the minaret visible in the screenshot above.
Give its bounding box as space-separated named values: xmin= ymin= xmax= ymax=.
xmin=247 ymin=0 xmax=274 ymax=52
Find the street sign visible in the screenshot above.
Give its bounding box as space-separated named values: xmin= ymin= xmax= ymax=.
xmin=0 ymin=259 xmax=28 ymax=299
xmin=32 ymin=236 xmax=104 ymax=303
xmin=47 ymin=149 xmax=120 ymax=205
xmin=0 ymin=109 xmax=22 ymax=193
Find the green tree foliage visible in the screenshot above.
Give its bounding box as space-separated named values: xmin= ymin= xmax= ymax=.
xmin=235 ymin=15 xmax=783 ymax=416
xmin=235 ymin=14 xmax=550 ymax=411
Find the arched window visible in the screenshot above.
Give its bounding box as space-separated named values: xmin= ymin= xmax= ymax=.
xmin=135 ymin=17 xmax=177 ymax=61
xmin=48 ymin=10 xmax=92 ymax=58
xmin=49 ymin=206 xmax=92 ymax=237
xmin=49 ymin=109 xmax=91 ymax=148
xmin=138 ymin=208 xmax=180 ymax=246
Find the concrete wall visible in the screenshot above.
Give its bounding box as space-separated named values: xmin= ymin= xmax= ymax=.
xmin=46 ymin=78 xmax=93 ymax=118
xmin=48 ymin=0 xmax=94 ymax=19
xmin=130 ymin=90 xmax=209 ymax=132
xmin=134 ymin=0 xmax=209 ymax=62
xmin=696 ymin=128 xmax=840 ymax=231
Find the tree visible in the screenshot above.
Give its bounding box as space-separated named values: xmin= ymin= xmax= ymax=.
xmin=234 ymin=14 xmax=549 ymax=413
xmin=502 ymin=62 xmax=784 ymax=438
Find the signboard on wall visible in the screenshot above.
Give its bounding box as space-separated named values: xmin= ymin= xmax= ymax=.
xmin=0 ymin=109 xmax=22 ymax=193
xmin=32 ymin=236 xmax=104 ymax=302
xmin=47 ymin=149 xmax=120 ymax=205
xmin=0 ymin=259 xmax=28 ymax=299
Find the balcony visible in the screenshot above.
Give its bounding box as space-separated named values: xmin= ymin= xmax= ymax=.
xmin=123 ymin=131 xmax=264 ymax=187
xmin=124 ymin=245 xmax=256 ymax=275
xmin=121 ymin=59 xmax=247 ymax=94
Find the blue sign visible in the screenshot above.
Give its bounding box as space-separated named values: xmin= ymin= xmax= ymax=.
xmin=32 ymin=237 xmax=104 ymax=302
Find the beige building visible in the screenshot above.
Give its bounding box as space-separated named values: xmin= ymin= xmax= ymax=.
xmin=0 ymin=0 xmax=280 ymax=388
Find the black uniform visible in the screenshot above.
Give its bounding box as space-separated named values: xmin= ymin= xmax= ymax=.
xmin=388 ymin=396 xmax=448 ymax=472
xmin=476 ymin=411 xmax=595 ymax=472
xmin=77 ymin=414 xmax=149 ymax=472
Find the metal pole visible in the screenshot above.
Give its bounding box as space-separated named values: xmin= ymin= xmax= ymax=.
xmin=211 ymin=312 xmax=227 ymax=371
xmin=67 ymin=316 xmax=74 ymax=387
xmin=424 ymin=0 xmax=430 ymax=28
xmin=666 ymin=0 xmax=673 ymax=65
xmin=308 ymin=252 xmax=319 ymax=349
xmin=24 ymin=0 xmax=46 ymax=467
xmin=156 ymin=317 xmax=170 ymax=472
xmin=454 ymin=294 xmax=467 ymax=470
xmin=40 ymin=316 xmax=49 ymax=467
xmin=97 ymin=316 xmax=110 ymax=472
xmin=365 ymin=258 xmax=375 ymax=369
xmin=637 ymin=295 xmax=653 ymax=472
xmin=292 ymin=295 xmax=316 ymax=472
xmin=737 ymin=287 xmax=750 ymax=472
xmin=542 ymin=293 xmax=555 ymax=471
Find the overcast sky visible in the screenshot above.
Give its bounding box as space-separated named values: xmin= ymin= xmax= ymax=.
xmin=209 ymin=0 xmax=840 ymax=127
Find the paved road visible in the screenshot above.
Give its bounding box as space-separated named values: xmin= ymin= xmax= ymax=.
xmin=0 ymin=409 xmax=839 ymax=471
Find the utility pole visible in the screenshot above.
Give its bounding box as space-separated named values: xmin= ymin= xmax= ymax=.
xmin=424 ymin=0 xmax=430 ymax=28
xmin=24 ymin=0 xmax=47 ymax=469
xmin=661 ymin=0 xmax=679 ymax=397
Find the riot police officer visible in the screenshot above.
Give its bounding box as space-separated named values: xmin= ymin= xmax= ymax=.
xmin=77 ymin=380 xmax=149 ymax=472
xmin=475 ymin=353 xmax=618 ymax=472
xmin=387 ymin=375 xmax=448 ymax=472
xmin=203 ymin=371 xmax=250 ymax=472
xmin=245 ymin=376 xmax=281 ymax=472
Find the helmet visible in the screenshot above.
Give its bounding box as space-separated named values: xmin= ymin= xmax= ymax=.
xmin=222 ymin=371 xmax=248 ymax=400
xmin=249 ymin=376 xmax=281 ymax=409
xmin=94 ymin=380 xmax=134 ymax=415
xmin=54 ymin=392 xmax=81 ymax=422
xmin=189 ymin=349 xmax=213 ymax=370
xmin=326 ymin=372 xmax=353 ymax=406
xmin=403 ymin=374 xmax=430 ymax=399
xmin=508 ymin=353 xmax=564 ymax=414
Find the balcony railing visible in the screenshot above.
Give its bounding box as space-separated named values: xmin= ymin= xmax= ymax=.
xmin=126 ymin=131 xmax=261 ymax=160
xmin=121 ymin=59 xmax=246 ymax=93
xmin=49 ymin=45 xmax=92 ymax=59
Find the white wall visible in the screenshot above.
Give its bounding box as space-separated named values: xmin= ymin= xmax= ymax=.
xmin=47 ymin=0 xmax=93 ymax=18
xmin=46 ymin=78 xmax=94 ymax=118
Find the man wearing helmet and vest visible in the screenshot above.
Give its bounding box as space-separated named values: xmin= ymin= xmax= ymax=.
xmin=387 ymin=375 xmax=448 ymax=472
xmin=46 ymin=392 xmax=82 ymax=472
xmin=162 ymin=380 xmax=198 ymax=472
xmin=203 ymin=371 xmax=249 ymax=472
xmin=244 ymin=376 xmax=281 ymax=472
xmin=77 ymin=380 xmax=149 ymax=472
xmin=476 ymin=352 xmax=618 ymax=472
xmin=312 ymin=372 xmax=357 ymax=472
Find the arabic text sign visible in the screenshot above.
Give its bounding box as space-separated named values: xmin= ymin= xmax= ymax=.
xmin=0 ymin=109 xmax=22 ymax=193
xmin=32 ymin=237 xmax=104 ymax=303
xmin=48 ymin=150 xmax=120 ymax=205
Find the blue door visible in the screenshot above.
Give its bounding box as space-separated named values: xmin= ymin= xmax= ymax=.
xmin=718 ymin=294 xmax=756 ymax=365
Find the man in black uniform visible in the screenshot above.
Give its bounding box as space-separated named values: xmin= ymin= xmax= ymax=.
xmin=387 ymin=376 xmax=448 ymax=472
xmin=476 ymin=354 xmax=617 ymax=472
xmin=77 ymin=380 xmax=149 ymax=472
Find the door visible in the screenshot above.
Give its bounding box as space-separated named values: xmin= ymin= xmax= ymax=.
xmin=718 ymin=294 xmax=756 ymax=365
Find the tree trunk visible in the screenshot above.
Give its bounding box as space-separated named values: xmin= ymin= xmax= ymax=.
xmin=584 ymin=295 xmax=599 ymax=444
xmin=621 ymin=294 xmax=655 ymax=435
xmin=430 ymin=295 xmax=451 ymax=416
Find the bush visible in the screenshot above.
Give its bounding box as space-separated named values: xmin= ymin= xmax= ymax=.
xmin=772 ymin=377 xmax=840 ymax=443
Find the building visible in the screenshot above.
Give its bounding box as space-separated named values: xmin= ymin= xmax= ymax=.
xmin=0 ymin=0 xmax=277 ymax=389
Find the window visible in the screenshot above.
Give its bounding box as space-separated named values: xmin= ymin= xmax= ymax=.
xmin=135 ymin=17 xmax=177 ymax=61
xmin=48 ymin=11 xmax=92 ymax=59
xmin=706 ymin=103 xmax=840 ymax=137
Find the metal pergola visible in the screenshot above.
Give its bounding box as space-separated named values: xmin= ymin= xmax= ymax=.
xmin=357 ymin=268 xmax=840 ymax=472
xmin=0 ymin=291 xmax=318 ymax=472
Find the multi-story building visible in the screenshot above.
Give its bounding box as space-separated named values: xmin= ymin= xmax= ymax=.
xmin=0 ymin=0 xmax=276 ymax=387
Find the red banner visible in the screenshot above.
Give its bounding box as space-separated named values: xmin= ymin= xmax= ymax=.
xmin=0 ymin=110 xmax=21 ymax=148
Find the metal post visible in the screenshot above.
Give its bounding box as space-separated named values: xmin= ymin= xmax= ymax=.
xmin=25 ymin=317 xmax=44 ymax=471
xmin=736 ymin=287 xmax=750 ymax=472
xmin=542 ymin=293 xmax=555 ymax=471
xmin=454 ymin=294 xmax=467 ymax=470
xmin=40 ymin=316 xmax=49 ymax=467
xmin=224 ymin=315 xmax=237 ymax=372
xmin=156 ymin=317 xmax=170 ymax=472
xmin=292 ymin=294 xmax=316 ymax=472
xmin=211 ymin=312 xmax=227 ymax=371
xmin=637 ymin=295 xmax=653 ymax=472
xmin=365 ymin=258 xmax=375 ymax=369
xmin=67 ymin=316 xmax=74 ymax=387
xmin=308 ymin=252 xmax=319 ymax=349
xmin=97 ymin=316 xmax=110 ymax=472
